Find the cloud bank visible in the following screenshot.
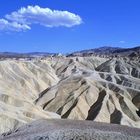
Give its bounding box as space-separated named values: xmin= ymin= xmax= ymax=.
xmin=0 ymin=19 xmax=30 ymax=32
xmin=0 ymin=5 xmax=82 ymax=32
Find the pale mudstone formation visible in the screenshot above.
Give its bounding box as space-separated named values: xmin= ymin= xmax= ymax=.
xmin=0 ymin=56 xmax=140 ymax=134
xmin=0 ymin=60 xmax=60 ymax=133
xmin=36 ymin=57 xmax=140 ymax=128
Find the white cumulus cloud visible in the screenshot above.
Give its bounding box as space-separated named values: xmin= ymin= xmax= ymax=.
xmin=6 ymin=5 xmax=82 ymax=27
xmin=0 ymin=5 xmax=82 ymax=32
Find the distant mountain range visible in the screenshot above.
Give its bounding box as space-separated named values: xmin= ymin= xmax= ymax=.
xmin=0 ymin=52 xmax=57 ymax=58
xmin=0 ymin=46 xmax=140 ymax=58
xmin=67 ymin=46 xmax=140 ymax=57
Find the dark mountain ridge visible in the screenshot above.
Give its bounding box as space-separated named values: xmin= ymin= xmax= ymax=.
xmin=0 ymin=46 xmax=139 ymax=58
xmin=67 ymin=46 xmax=140 ymax=57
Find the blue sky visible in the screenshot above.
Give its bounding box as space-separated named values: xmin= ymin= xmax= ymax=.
xmin=0 ymin=0 xmax=140 ymax=53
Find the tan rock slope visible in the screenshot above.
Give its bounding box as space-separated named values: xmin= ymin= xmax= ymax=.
xmin=0 ymin=60 xmax=60 ymax=133
xmin=36 ymin=57 xmax=140 ymax=128
xmin=0 ymin=56 xmax=140 ymax=133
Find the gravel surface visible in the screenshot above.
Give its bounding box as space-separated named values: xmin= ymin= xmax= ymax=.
xmin=1 ymin=119 xmax=140 ymax=140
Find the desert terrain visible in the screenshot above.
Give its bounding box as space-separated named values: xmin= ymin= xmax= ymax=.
xmin=0 ymin=47 xmax=140 ymax=139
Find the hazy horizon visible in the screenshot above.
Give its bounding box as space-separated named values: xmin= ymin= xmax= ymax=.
xmin=0 ymin=45 xmax=139 ymax=54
